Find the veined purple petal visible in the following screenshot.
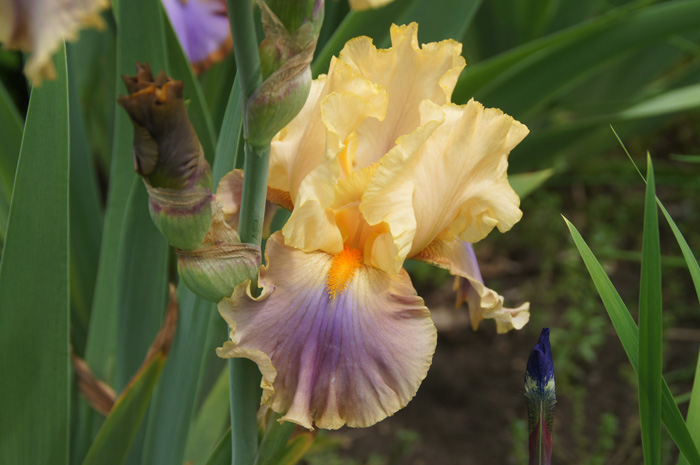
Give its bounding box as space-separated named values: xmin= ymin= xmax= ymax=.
xmin=161 ymin=0 xmax=231 ymax=73
xmin=217 ymin=233 xmax=437 ymax=429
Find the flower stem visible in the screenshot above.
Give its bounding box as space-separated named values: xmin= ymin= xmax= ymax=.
xmin=226 ymin=1 xmax=270 ymax=464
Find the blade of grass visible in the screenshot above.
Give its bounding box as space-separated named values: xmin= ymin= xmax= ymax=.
xmin=511 ymin=82 xmax=700 ymax=172
xmin=66 ymin=43 xmax=104 ymax=356
xmin=205 ymin=428 xmax=233 ymax=465
xmin=254 ymin=414 xmax=296 ymax=465
xmin=611 ymin=131 xmax=700 ymax=465
xmin=677 ymin=350 xmax=700 ymax=465
xmin=509 ymin=169 xmax=554 ymax=199
xmin=0 ymin=78 xmax=23 ymax=243
xmin=183 ymin=368 xmax=231 ymax=465
xmin=140 ymin=287 xmax=218 ymax=465
xmin=459 ymin=1 xmax=700 ymax=119
xmin=612 ymin=129 xmax=700 ymax=303
xmin=638 ymin=155 xmax=662 ymax=465
xmin=564 ymin=218 xmax=700 ymax=463
xmin=114 ymin=181 xmax=170 ymax=391
xmin=0 ymin=44 xmax=70 ymax=465
xmin=82 ymin=288 xmax=178 ymax=465
xmin=452 ymin=3 xmax=629 ymax=102
xmin=73 ymin=0 xmax=170 ymax=462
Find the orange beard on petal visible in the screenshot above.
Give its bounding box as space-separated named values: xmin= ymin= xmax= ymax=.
xmin=327 ymin=246 xmax=363 ymax=299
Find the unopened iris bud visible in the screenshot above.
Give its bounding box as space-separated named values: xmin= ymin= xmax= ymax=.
xmin=525 ymin=328 xmax=556 ymax=465
xmin=245 ymin=0 xmax=324 ymax=147
xmin=177 ymin=205 xmax=261 ymax=302
xmin=118 ymin=63 xmax=213 ymax=250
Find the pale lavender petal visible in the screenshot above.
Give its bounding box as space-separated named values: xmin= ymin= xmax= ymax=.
xmin=415 ymin=238 xmax=530 ymax=333
xmin=217 ymin=233 xmax=436 ymax=429
xmin=162 ymin=0 xmax=231 ymax=72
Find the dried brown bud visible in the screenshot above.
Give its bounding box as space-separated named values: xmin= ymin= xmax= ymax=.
xmin=118 ymin=63 xmax=213 ymax=250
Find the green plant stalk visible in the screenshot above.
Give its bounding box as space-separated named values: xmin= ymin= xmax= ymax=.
xmin=226 ymin=1 xmax=269 ymax=464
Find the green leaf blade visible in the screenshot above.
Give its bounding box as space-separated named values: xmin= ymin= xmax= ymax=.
xmin=564 ymin=218 xmax=700 ymax=463
xmin=0 ymin=44 xmax=70 ymax=465
xmin=638 ymin=155 xmax=662 ymax=465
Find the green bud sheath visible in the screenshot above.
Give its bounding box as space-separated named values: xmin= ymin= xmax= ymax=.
xmin=245 ymin=0 xmax=324 ymax=147
xmin=118 ymin=63 xmax=213 ymax=250
xmin=177 ymin=206 xmax=261 ymax=302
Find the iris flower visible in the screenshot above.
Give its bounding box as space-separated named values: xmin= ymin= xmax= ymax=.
xmin=0 ymin=0 xmax=108 ymax=83
xmin=217 ymin=23 xmax=530 ymax=430
xmin=161 ymin=0 xmax=232 ymax=74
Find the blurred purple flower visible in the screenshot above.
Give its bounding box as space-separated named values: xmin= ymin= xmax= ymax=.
xmin=162 ymin=0 xmax=232 ymax=74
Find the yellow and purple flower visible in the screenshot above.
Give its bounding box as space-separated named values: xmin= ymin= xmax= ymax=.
xmin=217 ymin=23 xmax=530 ymax=430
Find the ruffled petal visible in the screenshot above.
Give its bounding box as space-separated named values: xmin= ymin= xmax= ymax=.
xmin=282 ymin=159 xmax=344 ymax=254
xmin=0 ymin=0 xmax=109 ymax=83
xmin=269 ymin=75 xmax=329 ymax=199
xmin=415 ymin=238 xmax=529 ymax=333
xmin=162 ymin=0 xmax=232 ymax=74
xmin=217 ymin=233 xmax=436 ymax=429
xmin=361 ymin=99 xmax=528 ymax=271
xmin=339 ymin=23 xmax=465 ymax=168
xmin=269 ymin=57 xmax=388 ymax=202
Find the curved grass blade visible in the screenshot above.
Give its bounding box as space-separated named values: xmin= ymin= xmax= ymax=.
xmin=205 ymin=428 xmax=233 ymax=465
xmin=460 ymin=1 xmax=700 ymax=119
xmin=511 ymin=82 xmax=700 ymax=172
xmin=67 ymin=43 xmax=104 ymax=356
xmin=0 ymin=44 xmax=70 ymax=465
xmin=255 ymin=414 xmax=296 ymax=465
xmin=677 ymin=350 xmax=700 ymax=465
xmin=82 ymin=287 xmax=178 ymax=465
xmin=140 ymin=287 xmax=218 ymax=465
xmin=183 ymin=367 xmax=230 ymax=465
xmin=452 ymin=4 xmax=628 ymax=103
xmin=114 ymin=181 xmax=170 ymax=391
xmin=213 ymin=74 xmax=244 ymax=178
xmin=612 ymin=130 xmax=700 ymax=303
xmin=638 ymin=156 xmax=662 ymax=465
xmin=0 ymin=78 xmax=23 ymax=243
xmin=564 ymin=218 xmax=700 ymax=464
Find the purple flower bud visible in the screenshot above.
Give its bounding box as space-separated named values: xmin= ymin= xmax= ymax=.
xmin=525 ymin=328 xmax=556 ymax=465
